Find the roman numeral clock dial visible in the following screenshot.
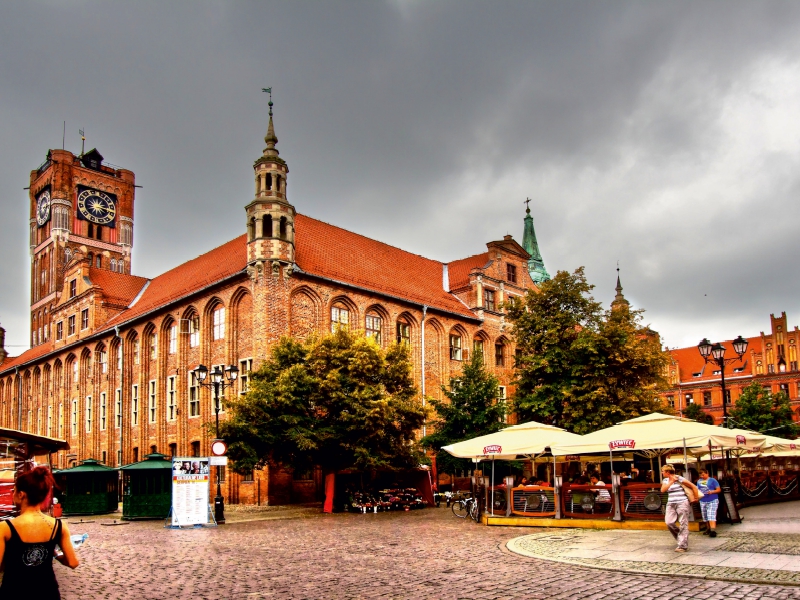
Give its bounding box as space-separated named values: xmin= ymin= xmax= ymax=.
xmin=77 ymin=189 xmax=116 ymax=225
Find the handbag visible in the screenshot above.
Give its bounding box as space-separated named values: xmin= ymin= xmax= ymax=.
xmin=680 ymin=480 xmax=704 ymax=502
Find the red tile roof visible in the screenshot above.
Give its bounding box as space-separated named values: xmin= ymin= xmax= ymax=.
xmin=0 ymin=342 xmax=55 ymax=372
xmin=294 ymin=215 xmax=475 ymax=318
xmin=669 ymin=336 xmax=759 ymax=383
xmin=447 ymin=253 xmax=490 ymax=291
xmin=87 ymin=268 xmax=148 ymax=307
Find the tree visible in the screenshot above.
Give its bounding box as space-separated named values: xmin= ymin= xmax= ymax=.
xmin=683 ymin=402 xmax=714 ymax=425
xmin=507 ymin=267 xmax=669 ymax=434
xmin=420 ymin=351 xmax=506 ymax=475
xmin=218 ymin=329 xmax=427 ymax=475
xmin=729 ymin=382 xmax=799 ymax=438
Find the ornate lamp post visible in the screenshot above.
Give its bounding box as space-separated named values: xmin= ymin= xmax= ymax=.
xmin=193 ymin=363 xmax=238 ymax=524
xmin=697 ymin=335 xmax=748 ymax=428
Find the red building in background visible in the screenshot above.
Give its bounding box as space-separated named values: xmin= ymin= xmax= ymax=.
xmin=662 ymin=312 xmax=800 ymax=425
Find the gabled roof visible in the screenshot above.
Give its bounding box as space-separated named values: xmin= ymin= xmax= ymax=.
xmin=447 ymin=253 xmax=490 ymax=291
xmin=668 ymin=336 xmax=759 ymax=384
xmin=0 ymin=342 xmax=56 ymax=372
xmin=294 ymin=215 xmax=475 ymax=318
xmin=86 ymin=268 xmax=148 ymax=308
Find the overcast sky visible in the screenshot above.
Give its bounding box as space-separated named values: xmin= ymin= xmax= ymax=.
xmin=2 ymin=1 xmax=800 ymax=354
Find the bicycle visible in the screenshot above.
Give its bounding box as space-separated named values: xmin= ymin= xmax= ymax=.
xmin=451 ymin=495 xmax=481 ymax=522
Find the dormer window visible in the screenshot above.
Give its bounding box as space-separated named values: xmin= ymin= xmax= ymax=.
xmin=81 ymin=309 xmax=89 ymax=330
xmin=506 ymin=264 xmax=517 ymax=284
xmin=69 ymin=279 xmax=77 ymax=298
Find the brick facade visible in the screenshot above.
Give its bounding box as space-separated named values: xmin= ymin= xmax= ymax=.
xmin=661 ymin=312 xmax=800 ymax=425
xmin=0 ymin=115 xmax=540 ymax=505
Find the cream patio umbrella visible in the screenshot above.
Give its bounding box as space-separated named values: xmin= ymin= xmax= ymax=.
xmin=551 ymin=413 xmax=767 ymax=477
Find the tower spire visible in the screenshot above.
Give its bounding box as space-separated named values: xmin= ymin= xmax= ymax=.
xmin=262 ymin=88 xmax=279 ymax=158
xmin=522 ymin=198 xmax=550 ymax=284
xmin=612 ymin=263 xmax=630 ymax=309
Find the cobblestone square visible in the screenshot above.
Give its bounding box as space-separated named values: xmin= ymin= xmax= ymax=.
xmin=55 ymin=507 xmax=800 ymax=600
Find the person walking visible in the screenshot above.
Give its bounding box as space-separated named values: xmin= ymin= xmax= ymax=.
xmin=660 ymin=465 xmax=700 ymax=552
xmin=0 ymin=466 xmax=80 ymax=599
xmin=696 ymin=468 xmax=721 ymax=537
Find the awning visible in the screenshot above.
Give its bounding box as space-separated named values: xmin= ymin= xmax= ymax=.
xmin=442 ymin=420 xmax=584 ymax=461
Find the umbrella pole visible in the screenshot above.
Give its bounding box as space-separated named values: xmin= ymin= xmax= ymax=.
xmin=708 ymin=440 xmax=713 ymax=476
xmin=552 ymin=454 xmax=556 ymax=486
xmin=683 ymin=438 xmax=689 ymax=481
xmin=491 ymin=457 xmax=495 ymax=517
xmin=609 ymin=448 xmax=613 ymax=477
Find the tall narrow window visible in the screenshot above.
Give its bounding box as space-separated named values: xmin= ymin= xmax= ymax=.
xmin=450 ymin=335 xmax=462 ymax=361
xmin=149 ymin=333 xmax=158 ymax=360
xmin=365 ymin=313 xmax=382 ymax=344
xmin=506 ymin=264 xmax=517 ymax=284
xmin=189 ymin=373 xmax=200 ymax=417
xmin=473 ymin=339 xmax=484 ymax=362
xmin=262 ymin=214 xmax=273 ymax=238
xmin=189 ymin=315 xmax=200 ymax=347
xmin=483 ymin=289 xmax=495 ymax=312
xmin=81 ymin=309 xmax=89 ymax=331
xmin=56 ymin=321 xmax=63 ymax=341
xmin=497 ymin=386 xmax=507 ymax=423
xmin=169 ymin=325 xmax=177 ymax=354
xmin=149 ymin=380 xmax=157 ymax=423
xmin=131 ymin=385 xmax=139 ymax=426
xmin=239 ymin=359 xmax=253 ymax=395
xmin=100 ymin=392 xmax=107 ymax=430
xmin=85 ymin=396 xmax=92 ymax=433
xmin=213 ymin=307 xmax=225 ymax=340
xmin=99 ymin=350 xmax=108 ymax=373
xmin=133 ymin=338 xmax=140 ymax=365
xmin=397 ymin=321 xmax=411 ymax=346
xmin=68 ymin=315 xmax=76 ymax=336
xmin=71 ymin=400 xmax=77 ymax=436
xmin=58 ymin=403 xmax=64 ymax=438
xmin=72 ymin=360 xmax=78 ymax=383
xmin=115 ymin=389 xmax=122 ymax=428
xmin=37 ymin=408 xmax=41 ymax=435
xmin=47 ymin=406 xmax=52 ymax=436
xmin=191 ymin=441 xmax=200 ymax=457
xmin=69 ymin=279 xmax=77 ymax=298
xmin=495 ymin=343 xmax=505 ymax=367
xmin=331 ymin=305 xmax=349 ymax=332
xmin=167 ymin=376 xmax=176 ymax=421
xmin=117 ymin=345 xmax=122 ymax=371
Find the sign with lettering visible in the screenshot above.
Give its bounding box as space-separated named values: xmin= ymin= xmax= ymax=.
xmin=565 ymin=455 xmax=581 ymax=462
xmin=608 ymin=439 xmax=636 ymax=450
xmin=171 ymin=457 xmax=211 ymax=526
xmin=483 ymin=445 xmax=502 ymax=455
xmin=735 ymin=435 xmax=746 ymax=445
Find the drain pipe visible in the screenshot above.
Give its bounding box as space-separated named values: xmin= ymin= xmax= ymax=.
xmin=421 ymin=305 xmax=428 ymax=437
xmin=15 ymin=366 xmax=21 ymax=430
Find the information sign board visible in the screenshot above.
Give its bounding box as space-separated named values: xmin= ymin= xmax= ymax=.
xmin=171 ymin=457 xmax=211 ymax=526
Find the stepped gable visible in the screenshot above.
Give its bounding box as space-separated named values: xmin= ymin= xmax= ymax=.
xmin=294 ymin=214 xmax=476 ymax=318
xmin=447 ymin=253 xmax=490 ymax=292
xmin=87 ymin=268 xmax=149 ymax=309
xmin=104 ymin=234 xmax=248 ymax=328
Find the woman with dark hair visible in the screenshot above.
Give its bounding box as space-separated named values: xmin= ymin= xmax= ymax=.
xmin=0 ymin=466 xmax=79 ymax=598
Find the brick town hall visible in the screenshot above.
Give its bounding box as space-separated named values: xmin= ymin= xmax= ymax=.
xmin=0 ymin=105 xmax=547 ymax=505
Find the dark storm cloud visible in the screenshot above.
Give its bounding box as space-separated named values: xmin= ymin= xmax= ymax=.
xmin=2 ymin=1 xmax=800 ymax=351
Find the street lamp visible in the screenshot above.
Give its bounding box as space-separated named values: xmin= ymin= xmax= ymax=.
xmin=193 ymin=363 xmax=238 ymax=524
xmin=696 ymin=335 xmax=748 ymax=428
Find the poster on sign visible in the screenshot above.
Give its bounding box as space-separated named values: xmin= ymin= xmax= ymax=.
xmin=171 ymin=457 xmax=211 ymax=526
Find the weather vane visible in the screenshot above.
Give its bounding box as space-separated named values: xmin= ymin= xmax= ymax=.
xmin=524 ymin=197 xmax=532 ymax=213
xmin=79 ymin=128 xmax=85 ymax=157
xmin=262 ymin=87 xmax=273 ymax=116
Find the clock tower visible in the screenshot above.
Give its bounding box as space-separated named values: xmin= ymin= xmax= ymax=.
xmin=28 ymin=148 xmax=136 ymax=347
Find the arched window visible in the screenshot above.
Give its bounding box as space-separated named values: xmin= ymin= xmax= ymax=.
xmin=111 ymin=259 xmax=117 ymax=272
xmin=212 ymin=306 xmax=225 ymax=340
xmin=266 ymin=173 xmax=272 ymax=191
xmin=449 ymin=334 xmax=462 ymax=361
xmin=88 ymin=252 xmax=94 ymax=266
xmin=495 ymin=341 xmax=505 ymax=367
xmin=276 ymin=175 xmax=282 ymax=192
xmin=396 ymin=319 xmax=411 ymax=346
xmin=279 ymin=216 xmax=287 ymax=239
xmin=95 ymin=254 xmax=102 ymax=268
xmin=472 ymin=338 xmax=484 ymax=363
xmin=262 ymin=215 xmax=273 ymax=238
xmin=365 ymin=312 xmax=382 ymax=344
xmin=331 ymin=304 xmax=349 ymax=332
xmin=247 ymin=217 xmax=255 ymax=241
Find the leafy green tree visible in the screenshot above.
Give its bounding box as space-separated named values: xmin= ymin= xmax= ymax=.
xmin=420 ymin=351 xmax=506 ymax=474
xmin=218 ymin=329 xmax=427 ymax=475
xmin=729 ymin=382 xmax=799 ymax=438
xmin=507 ymin=267 xmax=669 ymax=434
xmin=683 ymin=401 xmax=714 ymax=424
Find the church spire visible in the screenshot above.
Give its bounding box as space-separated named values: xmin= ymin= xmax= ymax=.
xmin=612 ymin=265 xmax=630 ymax=309
xmin=522 ymin=198 xmax=550 ymax=284
xmin=262 ymin=88 xmax=280 ymax=159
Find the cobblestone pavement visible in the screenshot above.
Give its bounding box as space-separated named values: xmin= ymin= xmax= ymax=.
xmin=55 ymin=507 xmax=800 ymax=600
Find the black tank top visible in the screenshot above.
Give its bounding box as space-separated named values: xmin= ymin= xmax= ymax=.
xmin=0 ymin=519 xmax=61 ymax=599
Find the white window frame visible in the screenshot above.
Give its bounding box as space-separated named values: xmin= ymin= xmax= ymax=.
xmin=150 ymin=333 xmax=158 ymax=360
xmin=450 ymin=334 xmax=462 ymax=361
xmin=213 ymin=307 xmax=225 ymax=340
xmin=149 ymin=380 xmax=157 ymax=423
xmin=239 ymin=359 xmax=253 ymax=395
xmin=189 ymin=316 xmax=200 ymax=348
xmin=71 ymin=399 xmax=77 ymax=436
xmin=189 ymin=372 xmax=200 ymax=418
xmin=100 ymin=392 xmax=107 ymax=431
xmin=115 ymin=388 xmax=122 ymax=428
xmin=331 ymin=305 xmax=349 ymax=332
xmin=131 ymin=384 xmax=139 ymax=426
xmin=85 ymin=395 xmax=92 ymax=433
xmin=169 ymin=325 xmax=177 ymax=354
xmin=167 ymin=375 xmax=177 ymax=421
xmin=365 ymin=314 xmax=382 ymax=344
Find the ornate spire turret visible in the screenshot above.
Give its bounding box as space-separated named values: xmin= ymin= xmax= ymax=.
xmin=263 ymin=90 xmax=279 ymax=159
xmin=612 ymin=265 xmax=630 ymax=309
xmin=522 ymin=198 xmax=550 ymax=284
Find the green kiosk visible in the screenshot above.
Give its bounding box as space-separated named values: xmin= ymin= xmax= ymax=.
xmin=120 ymin=453 xmax=172 ymax=520
xmin=54 ymin=458 xmax=118 ymax=515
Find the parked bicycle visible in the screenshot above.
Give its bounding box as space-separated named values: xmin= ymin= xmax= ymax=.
xmin=451 ymin=495 xmax=481 ymax=522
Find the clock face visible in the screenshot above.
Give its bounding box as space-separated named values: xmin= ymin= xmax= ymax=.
xmin=36 ymin=190 xmax=51 ymax=226
xmin=77 ymin=189 xmax=116 ymax=225
xmin=211 ymin=441 xmax=227 ymax=456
